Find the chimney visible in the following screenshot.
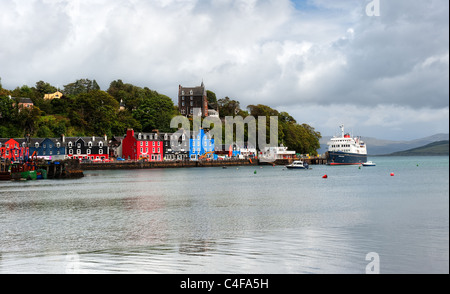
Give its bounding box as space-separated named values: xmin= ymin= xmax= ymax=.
xmin=62 ymin=134 xmax=65 ymax=143
xmin=104 ymin=134 xmax=107 ymax=141
xmin=93 ymin=136 xmax=95 ymax=142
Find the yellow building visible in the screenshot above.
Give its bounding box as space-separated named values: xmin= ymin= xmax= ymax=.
xmin=44 ymin=91 xmax=63 ymax=100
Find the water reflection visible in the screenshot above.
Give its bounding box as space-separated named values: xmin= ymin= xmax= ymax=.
xmin=0 ymin=157 xmax=448 ymax=273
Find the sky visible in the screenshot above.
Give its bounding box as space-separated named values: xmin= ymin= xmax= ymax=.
xmin=0 ymin=0 xmax=448 ymax=140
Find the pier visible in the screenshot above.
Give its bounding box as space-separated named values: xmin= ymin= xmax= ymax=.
xmin=81 ymin=157 xmax=327 ymax=171
xmin=0 ymin=159 xmax=84 ymax=181
xmin=81 ymin=159 xmax=258 ymax=170
xmin=1 ymin=157 xmax=327 ymax=180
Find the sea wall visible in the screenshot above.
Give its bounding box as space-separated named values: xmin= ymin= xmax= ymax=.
xmin=81 ymin=159 xmax=258 ymax=170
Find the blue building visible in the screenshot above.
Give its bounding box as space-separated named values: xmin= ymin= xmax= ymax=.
xmin=189 ymin=128 xmax=215 ymax=160
xmin=28 ymin=137 xmax=66 ymax=161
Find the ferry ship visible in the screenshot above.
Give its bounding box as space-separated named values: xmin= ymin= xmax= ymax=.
xmin=326 ymin=125 xmax=367 ymax=165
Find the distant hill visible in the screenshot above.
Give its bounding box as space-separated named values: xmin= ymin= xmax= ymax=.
xmin=386 ymin=140 xmax=449 ymax=156
xmin=318 ymin=133 xmax=449 ymax=155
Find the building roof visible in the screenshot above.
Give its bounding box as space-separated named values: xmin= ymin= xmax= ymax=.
xmin=178 ymin=82 xmax=206 ymax=96
xmin=16 ymin=97 xmax=33 ymax=104
xmin=44 ymin=91 xmax=63 ymax=100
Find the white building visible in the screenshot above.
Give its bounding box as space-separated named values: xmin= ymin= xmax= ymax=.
xmin=259 ymin=145 xmax=296 ymax=162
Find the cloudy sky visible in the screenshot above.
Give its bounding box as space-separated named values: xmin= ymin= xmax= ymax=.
xmin=1 ymin=0 xmax=448 ymax=140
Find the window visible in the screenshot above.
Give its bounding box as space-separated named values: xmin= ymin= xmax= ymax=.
xmin=146 ymin=141 xmax=148 ymax=146
xmin=88 ymin=142 xmax=93 ymax=147
xmin=77 ymin=149 xmax=81 ymax=155
xmin=68 ymin=142 xmax=72 ymax=147
xmin=157 ymin=148 xmax=160 ymax=153
xmin=69 ymin=149 xmax=73 ymax=155
xmin=99 ymin=142 xmax=103 ymax=147
xmin=190 ymin=101 xmax=193 ymax=106
xmin=152 ymin=147 xmax=155 ymax=153
xmin=77 ymin=143 xmax=81 ymax=148
xmin=99 ymin=149 xmax=103 ymax=154
xmin=35 ymin=142 xmax=39 ymax=148
xmin=56 ymin=143 xmax=60 ymax=148
xmin=153 ymin=141 xmax=155 ymax=146
xmin=87 ymin=149 xmax=91 ymax=154
xmin=140 ymin=147 xmax=143 ymax=153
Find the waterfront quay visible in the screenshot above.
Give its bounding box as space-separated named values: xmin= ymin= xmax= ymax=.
xmin=81 ymin=159 xmax=258 ymax=170
xmin=80 ymin=157 xmax=327 ymax=171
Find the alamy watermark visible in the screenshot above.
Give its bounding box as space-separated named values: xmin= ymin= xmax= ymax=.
xmin=366 ymin=0 xmax=381 ymax=17
xmin=169 ymin=115 xmax=279 ymax=162
xmin=365 ymin=252 xmax=380 ymax=274
xmin=65 ymin=252 xmax=81 ymax=274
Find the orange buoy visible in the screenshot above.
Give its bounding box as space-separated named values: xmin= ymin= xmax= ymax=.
xmin=322 ymin=174 xmax=328 ymax=179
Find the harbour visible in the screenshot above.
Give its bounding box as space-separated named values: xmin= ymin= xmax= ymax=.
xmin=0 ymin=156 xmax=448 ymax=274
xmin=1 ymin=156 xmax=328 ymax=178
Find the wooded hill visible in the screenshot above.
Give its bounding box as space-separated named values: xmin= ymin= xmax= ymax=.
xmin=0 ymin=78 xmax=321 ymax=155
xmin=386 ymin=140 xmax=449 ymax=156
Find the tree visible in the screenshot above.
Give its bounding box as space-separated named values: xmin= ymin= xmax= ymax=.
xmin=132 ymin=90 xmax=176 ymax=132
xmin=64 ymin=79 xmax=101 ymax=96
xmin=247 ymin=104 xmax=321 ymax=155
xmin=35 ymin=81 xmax=57 ymax=97
xmin=218 ymin=97 xmax=241 ymax=117
xmin=107 ymin=80 xmax=146 ymax=111
xmin=206 ymin=90 xmax=218 ymax=110
xmin=71 ymin=90 xmax=119 ymax=136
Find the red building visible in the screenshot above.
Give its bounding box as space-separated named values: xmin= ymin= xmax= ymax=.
xmin=0 ymin=138 xmax=28 ymax=161
xmin=122 ymin=129 xmax=163 ymax=161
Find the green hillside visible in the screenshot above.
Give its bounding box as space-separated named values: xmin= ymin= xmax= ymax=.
xmin=388 ymin=140 xmax=449 ymax=156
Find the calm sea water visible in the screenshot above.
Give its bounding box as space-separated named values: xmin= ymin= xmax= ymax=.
xmin=0 ymin=156 xmax=448 ymax=274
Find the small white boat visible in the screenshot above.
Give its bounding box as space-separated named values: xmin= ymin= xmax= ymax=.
xmin=286 ymin=160 xmax=309 ymax=169
xmin=362 ymin=161 xmax=376 ymax=166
